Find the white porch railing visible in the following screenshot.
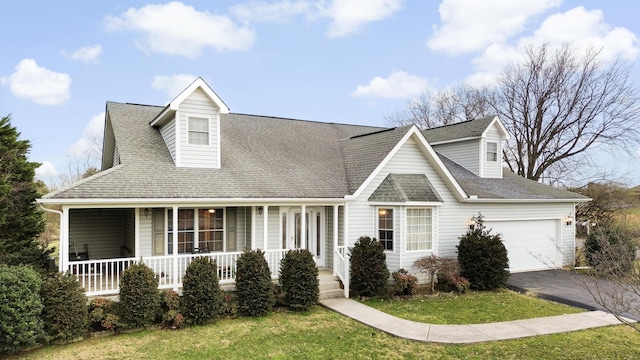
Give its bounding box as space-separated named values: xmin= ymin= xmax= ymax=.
xmin=334 ymin=246 xmax=349 ymax=298
xmin=68 ymin=249 xmax=291 ymax=296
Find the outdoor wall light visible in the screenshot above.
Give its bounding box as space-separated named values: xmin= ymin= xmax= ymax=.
xmin=257 ymin=206 xmax=263 ymax=215
xmin=468 ymin=216 xmax=477 ymax=230
xmin=565 ymin=213 xmax=573 ymax=226
xmin=208 ymin=209 xmax=216 ymax=214
xmin=378 ymin=209 xmax=387 ymax=216
xmin=144 ymin=208 xmax=149 ymax=218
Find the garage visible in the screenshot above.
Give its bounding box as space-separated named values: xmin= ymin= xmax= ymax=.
xmin=484 ymin=219 xmax=561 ymax=272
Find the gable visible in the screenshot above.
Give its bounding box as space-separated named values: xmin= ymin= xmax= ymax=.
xmin=369 ymin=174 xmax=443 ymax=203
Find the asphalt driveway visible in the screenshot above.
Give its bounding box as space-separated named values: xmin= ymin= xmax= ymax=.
xmin=508 ymin=269 xmax=640 ymax=321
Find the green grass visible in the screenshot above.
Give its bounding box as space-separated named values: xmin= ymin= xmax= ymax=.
xmin=360 ymin=289 xmax=584 ymax=324
xmin=9 ymin=307 xmax=640 ymax=360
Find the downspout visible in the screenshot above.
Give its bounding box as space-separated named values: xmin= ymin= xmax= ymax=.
xmin=39 ymin=204 xmax=64 ymax=273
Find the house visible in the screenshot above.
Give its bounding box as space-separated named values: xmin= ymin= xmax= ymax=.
xmin=38 ymin=78 xmax=589 ymax=297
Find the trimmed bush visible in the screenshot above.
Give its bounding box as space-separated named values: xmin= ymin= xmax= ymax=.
xmin=0 ymin=265 xmax=44 ymax=354
xmin=158 ymin=290 xmax=184 ymax=329
xmin=391 ymin=268 xmax=417 ymax=297
xmin=88 ymin=298 xmax=120 ymax=331
xmin=118 ymin=262 xmax=159 ymax=328
xmin=585 ymin=227 xmax=637 ymax=276
xmin=182 ymin=256 xmax=222 ymax=325
xmin=235 ymin=249 xmax=274 ymax=317
xmin=457 ymin=217 xmax=510 ymax=290
xmin=40 ymin=272 xmax=88 ymax=343
xmin=220 ymin=292 xmax=238 ymax=318
xmin=349 ymin=236 xmax=390 ymax=298
xmin=279 ymin=249 xmax=319 ymax=311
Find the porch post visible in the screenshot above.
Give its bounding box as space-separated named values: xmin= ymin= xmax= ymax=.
xmin=134 ymin=208 xmax=140 ymax=258
xmin=251 ymin=206 xmax=256 ymax=250
xmin=300 ymin=205 xmax=306 ymax=249
xmin=333 ymin=205 xmax=338 ymax=275
xmin=172 ymin=206 xmax=179 ymax=290
xmin=343 ymin=202 xmax=350 ymax=298
xmin=60 ymin=206 xmax=70 ymax=273
xmin=263 ymin=205 xmax=269 ymax=250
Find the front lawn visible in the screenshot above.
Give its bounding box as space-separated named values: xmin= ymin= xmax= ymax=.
xmin=9 ymin=307 xmax=639 ymax=360
xmin=360 ymin=289 xmax=584 ymax=324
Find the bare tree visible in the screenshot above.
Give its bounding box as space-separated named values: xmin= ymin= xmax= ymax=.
xmin=494 ymin=43 xmax=640 ymax=182
xmin=387 ymin=43 xmax=640 ymax=184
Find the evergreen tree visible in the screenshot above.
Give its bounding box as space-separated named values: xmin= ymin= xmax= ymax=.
xmin=0 ymin=115 xmax=51 ymax=270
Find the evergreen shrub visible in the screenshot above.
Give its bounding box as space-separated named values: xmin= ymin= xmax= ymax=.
xmin=235 ymin=249 xmax=274 ymax=316
xmin=349 ymin=236 xmax=390 ymax=298
xmin=118 ymin=262 xmax=159 ymax=328
xmin=40 ymin=272 xmax=88 ymax=342
xmin=279 ymin=249 xmax=319 ymax=311
xmin=182 ymin=256 xmax=222 ymax=325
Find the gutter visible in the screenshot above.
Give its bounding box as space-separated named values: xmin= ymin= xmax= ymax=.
xmin=39 ymin=204 xmax=64 ymax=272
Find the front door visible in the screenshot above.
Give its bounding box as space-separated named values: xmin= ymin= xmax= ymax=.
xmin=280 ymin=207 xmax=325 ymax=267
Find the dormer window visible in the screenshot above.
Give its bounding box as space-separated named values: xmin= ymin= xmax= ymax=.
xmin=487 ymin=141 xmax=498 ymax=162
xmin=188 ymin=117 xmax=209 ymax=145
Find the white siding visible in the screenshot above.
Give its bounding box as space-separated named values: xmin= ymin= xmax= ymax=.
xmin=138 ymin=208 xmax=153 ymax=258
xmin=432 ymin=139 xmax=480 ymax=176
xmin=69 ymin=209 xmax=126 ymax=260
xmin=347 ymin=135 xmax=576 ymax=274
xmin=267 ymin=207 xmax=280 ymax=250
xmin=112 ymin=142 xmax=120 ymax=167
xmin=177 ymin=88 xmax=220 ymax=168
xmin=159 ymin=117 xmax=176 ymax=163
xmin=123 ymin=209 xmax=135 ymax=256
xmin=482 ymin=125 xmax=503 ymax=178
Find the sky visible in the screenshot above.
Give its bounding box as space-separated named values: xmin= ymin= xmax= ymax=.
xmin=2 ymin=0 xmax=640 ymax=188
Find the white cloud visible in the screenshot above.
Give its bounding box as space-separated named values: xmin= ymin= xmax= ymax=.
xmin=323 ymin=0 xmax=404 ymax=37
xmin=351 ymin=71 xmax=429 ymax=99
xmin=35 ymin=161 xmax=59 ymax=181
xmin=69 ymin=112 xmax=104 ymax=161
xmin=469 ymin=6 xmax=640 ymax=84
xmin=428 ymin=0 xmax=561 ymax=54
xmin=151 ymin=74 xmax=198 ymax=100
xmin=105 ymin=1 xmax=255 ymax=57
xmin=0 ymin=58 xmax=71 ymax=105
xmin=230 ymin=0 xmax=312 ymax=23
xmin=61 ymin=45 xmax=102 ymax=63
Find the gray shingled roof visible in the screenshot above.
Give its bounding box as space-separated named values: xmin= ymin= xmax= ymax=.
xmin=43 ymin=102 xmax=586 ymax=202
xmin=369 ymin=174 xmax=443 ymax=202
xmin=422 ymin=115 xmax=495 ymax=143
xmin=45 ymin=102 xmax=383 ymax=199
xmin=438 ymin=155 xmax=588 ymax=200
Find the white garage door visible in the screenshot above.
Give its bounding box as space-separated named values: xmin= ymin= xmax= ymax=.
xmin=485 ymin=219 xmax=560 ymax=272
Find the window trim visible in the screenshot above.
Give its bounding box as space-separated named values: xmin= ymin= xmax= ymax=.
xmin=376 ymin=207 xmax=394 ymax=252
xmin=486 ymin=141 xmax=498 ymax=162
xmin=405 ymin=207 xmax=433 ymax=252
xmin=167 ymin=207 xmax=226 ymax=254
xmin=187 ymin=116 xmax=210 ymax=146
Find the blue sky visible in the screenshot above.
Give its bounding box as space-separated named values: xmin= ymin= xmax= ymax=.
xmin=2 ymin=0 xmax=640 ymax=187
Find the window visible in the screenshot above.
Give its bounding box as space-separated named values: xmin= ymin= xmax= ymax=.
xmin=406 ymin=208 xmax=432 ymax=251
xmin=168 ymin=209 xmax=194 ymax=254
xmin=198 ymin=209 xmax=223 ymax=252
xmin=188 ymin=117 xmax=209 ymax=145
xmin=487 ymin=141 xmax=498 ymax=162
xmin=378 ymin=208 xmax=394 ymax=251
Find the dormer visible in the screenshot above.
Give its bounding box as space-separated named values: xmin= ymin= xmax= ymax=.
xmin=149 ymin=78 xmax=229 ymax=168
xmin=424 ymin=116 xmax=509 ymax=178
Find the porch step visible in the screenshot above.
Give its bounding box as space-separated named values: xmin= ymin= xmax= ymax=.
xmin=318 ymin=270 xmax=344 ymax=300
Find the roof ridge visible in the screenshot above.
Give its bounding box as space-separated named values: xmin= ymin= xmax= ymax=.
xmin=226 ymin=112 xmax=388 ymax=129
xmin=425 ymin=115 xmax=495 ymax=131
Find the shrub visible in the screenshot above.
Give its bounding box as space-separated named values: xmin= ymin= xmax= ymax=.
xmin=88 ymin=298 xmax=120 ymax=331
xmin=235 ymin=249 xmax=274 ymax=316
xmin=279 ymin=249 xmax=319 ymax=311
xmin=220 ymin=292 xmax=238 ymax=318
xmin=585 ymin=227 xmax=637 ymax=277
xmin=0 ymin=265 xmax=44 ymax=354
xmin=158 ymin=290 xmax=184 ymax=329
xmin=457 ymin=215 xmax=510 ymax=290
xmin=435 ymin=257 xmax=469 ymax=293
xmin=349 ymin=236 xmax=390 ymax=298
xmin=181 ymin=256 xmax=222 ymax=325
xmin=391 ymin=268 xmax=417 ymax=297
xmin=413 ymin=254 xmax=440 ymax=293
xmin=40 ymin=272 xmax=88 ymax=343
xmin=118 ymin=262 xmax=159 ymax=328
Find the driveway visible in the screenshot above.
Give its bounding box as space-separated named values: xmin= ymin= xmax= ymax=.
xmin=508 ymin=269 xmax=640 ymax=321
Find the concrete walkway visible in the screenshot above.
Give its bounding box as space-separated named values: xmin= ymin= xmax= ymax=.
xmin=320 ymin=298 xmax=629 ymax=344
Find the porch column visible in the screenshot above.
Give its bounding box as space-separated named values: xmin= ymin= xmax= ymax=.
xmin=172 ymin=206 xmax=179 ymax=290
xmin=60 ymin=206 xmax=70 ymax=273
xmin=300 ymin=205 xmax=306 ymax=249
xmin=134 ymin=208 xmax=140 ymax=258
xmin=251 ymin=206 xmax=256 ymax=250
xmin=333 ymin=205 xmax=339 ymax=275
xmin=343 ymin=202 xmax=350 ymax=298
xmin=263 ymin=205 xmax=269 ymax=250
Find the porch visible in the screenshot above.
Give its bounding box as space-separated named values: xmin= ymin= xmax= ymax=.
xmin=56 ymin=204 xmax=350 ymax=297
